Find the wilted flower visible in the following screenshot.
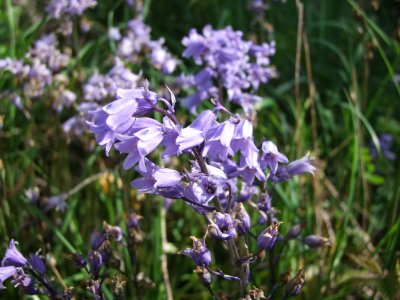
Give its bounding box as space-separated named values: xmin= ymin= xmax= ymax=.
xmin=233 ymin=203 xmax=251 ymax=234
xmin=284 ymin=268 xmax=305 ymax=297
xmin=103 ymin=222 xmax=123 ymax=242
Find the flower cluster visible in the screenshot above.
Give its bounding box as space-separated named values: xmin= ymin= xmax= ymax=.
xmin=87 ymin=82 xmax=317 ymax=296
xmin=178 ymin=25 xmax=276 ymax=112
xmin=0 ymin=240 xmax=71 ymax=298
xmin=46 ymin=0 xmax=97 ymax=19
xmin=116 ymin=18 xmax=179 ymax=74
xmin=0 ymin=34 xmax=72 ymax=100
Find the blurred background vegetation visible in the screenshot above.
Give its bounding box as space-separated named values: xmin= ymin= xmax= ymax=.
xmin=0 ymin=0 xmax=399 ymax=299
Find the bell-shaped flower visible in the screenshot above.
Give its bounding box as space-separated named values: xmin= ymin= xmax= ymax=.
xmin=1 ymin=240 xmax=27 ymax=268
xmin=177 ymin=110 xmax=216 ymax=152
xmin=270 ymin=154 xmax=316 ymax=183
xmin=257 ymin=222 xmax=282 ymax=250
xmin=0 ymin=266 xmax=17 ymax=289
xmin=260 ymin=141 xmax=288 ymax=174
xmin=180 ymin=236 xmax=211 ymax=267
xmin=114 ymin=119 xmax=164 ymax=169
xmin=203 ymin=120 xmax=235 ymax=161
xmin=28 ymin=254 xmax=46 ymax=274
xmin=208 ymin=212 xmax=237 ymax=240
xmin=130 ymin=159 xmax=182 ymax=196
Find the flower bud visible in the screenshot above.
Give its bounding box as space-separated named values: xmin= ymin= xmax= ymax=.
xmin=194 ymin=266 xmax=212 ymax=286
xmin=180 ymin=236 xmax=211 ymax=267
xmin=257 ymin=222 xmax=282 ymax=250
xmin=233 ymin=203 xmax=250 ymax=234
xmin=70 ymin=253 xmax=86 ymax=269
xmin=286 ymin=223 xmax=302 ymax=240
xmin=303 ymin=235 xmax=330 ymax=249
xmin=88 ymin=250 xmax=103 ymax=278
xmin=28 ymin=254 xmax=47 ymax=274
xmin=284 ymin=268 xmax=305 ymax=297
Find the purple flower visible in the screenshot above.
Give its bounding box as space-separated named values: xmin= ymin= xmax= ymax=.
xmin=177 ymin=110 xmax=216 ymax=152
xmin=103 ymin=223 xmax=123 ymax=242
xmin=83 ymin=72 xmax=115 ymax=101
xmin=70 ymin=253 xmax=87 ymax=269
xmin=108 ymin=27 xmax=121 ymax=40
xmin=179 ymin=25 xmax=276 ymax=112
xmin=11 ymin=269 xmax=38 ymax=295
xmin=302 ymin=235 xmax=330 ymax=249
xmin=0 ymin=266 xmax=17 ymax=289
xmin=180 ymin=236 xmax=211 ymax=267
xmin=114 ymin=120 xmax=164 ymax=169
xmin=370 ymin=133 xmax=396 ymax=161
xmin=46 ymin=0 xmax=97 ymax=18
xmin=2 ymin=240 xmax=27 ymax=268
xmin=233 ymin=203 xmax=251 ymax=234
xmin=90 ymin=231 xmax=106 ymax=251
xmin=270 ymin=154 xmax=316 ymax=183
xmin=260 ymin=141 xmax=288 ymax=174
xmin=208 ymin=212 xmax=237 ymax=240
xmin=257 ymin=222 xmax=282 ymax=250
xmin=130 ymin=159 xmax=182 ymax=196
xmin=88 ymin=250 xmax=102 ymax=278
xmin=203 ymin=120 xmax=235 ymax=161
xmin=28 ymin=254 xmax=46 ymax=274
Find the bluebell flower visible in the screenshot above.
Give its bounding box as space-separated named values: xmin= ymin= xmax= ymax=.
xmin=130 ymin=158 xmax=182 ymax=196
xmin=180 ymin=236 xmax=212 ymax=267
xmin=88 ymin=250 xmax=103 ymax=278
xmin=270 ymin=154 xmax=316 ymax=183
xmin=28 ymin=254 xmax=46 ymax=274
xmin=260 ymin=141 xmax=288 ymax=174
xmin=0 ymin=266 xmax=17 ymax=289
xmin=2 ymin=240 xmax=27 ymax=268
xmin=257 ymin=222 xmax=282 ymax=250
xmin=179 ymin=25 xmax=276 ymax=112
xmin=209 ymin=212 xmax=237 ymax=240
xmin=11 ymin=269 xmax=38 ymax=295
xmin=370 ymin=133 xmax=396 ymax=161
xmin=303 ymin=235 xmax=330 ymax=249
xmin=203 ymin=120 xmax=235 ymax=161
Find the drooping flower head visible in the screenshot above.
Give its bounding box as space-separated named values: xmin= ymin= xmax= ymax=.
xmin=257 ymin=222 xmax=282 ymax=250
xmin=180 ymin=236 xmax=212 ymax=267
xmin=1 ymin=240 xmax=27 ymax=268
